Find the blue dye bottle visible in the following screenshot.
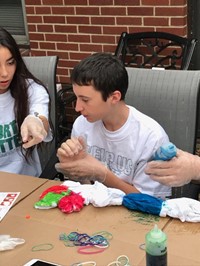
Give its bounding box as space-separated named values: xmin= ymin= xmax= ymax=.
xmin=145 ymin=224 xmax=167 ymax=266
xmin=152 ymin=142 xmax=177 ymax=161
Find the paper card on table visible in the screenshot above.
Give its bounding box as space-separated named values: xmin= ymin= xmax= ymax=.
xmin=0 ymin=192 xmax=20 ymax=221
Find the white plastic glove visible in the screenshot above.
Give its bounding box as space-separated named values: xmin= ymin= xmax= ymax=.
xmin=62 ymin=180 xmax=125 ymax=207
xmin=56 ymin=137 xmax=107 ymax=183
xmin=145 ymin=149 xmax=200 ymax=187
xmin=160 ymin=197 xmax=200 ymax=222
xmin=57 ymin=136 xmax=87 ymax=160
xmin=0 ymin=235 xmax=25 ymax=251
xmin=21 ymin=115 xmax=47 ymax=148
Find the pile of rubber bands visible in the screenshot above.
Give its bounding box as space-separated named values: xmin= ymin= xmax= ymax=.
xmin=59 ymin=231 xmax=113 ymax=255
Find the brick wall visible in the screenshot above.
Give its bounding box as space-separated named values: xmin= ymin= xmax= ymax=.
xmin=25 ymin=0 xmax=188 ymax=84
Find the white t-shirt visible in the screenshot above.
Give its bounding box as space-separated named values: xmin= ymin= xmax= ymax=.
xmin=72 ymin=105 xmax=171 ymax=198
xmin=0 ymin=79 xmax=50 ymax=176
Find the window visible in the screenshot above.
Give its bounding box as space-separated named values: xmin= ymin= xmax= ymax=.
xmin=0 ymin=0 xmax=29 ymax=46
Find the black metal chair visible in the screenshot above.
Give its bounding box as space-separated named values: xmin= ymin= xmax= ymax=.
xmin=57 ymin=84 xmax=77 ymax=144
xmin=115 ymin=31 xmax=197 ymax=70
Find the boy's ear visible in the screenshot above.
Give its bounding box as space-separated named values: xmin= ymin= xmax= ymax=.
xmin=110 ymin=90 xmax=122 ymax=103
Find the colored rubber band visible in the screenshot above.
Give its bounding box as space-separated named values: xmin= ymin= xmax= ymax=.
xmin=107 ymin=255 xmax=130 ymax=266
xmin=92 ymin=231 xmax=113 ymax=240
xmin=71 ymin=262 xmax=96 ymax=266
xmin=139 ymin=243 xmax=145 ymax=250
xmin=63 ymin=240 xmax=75 ymax=247
xmin=77 ymin=245 xmax=107 ymax=254
xmin=117 ymin=255 xmax=130 ymax=266
xmin=31 ymin=243 xmax=54 ymax=251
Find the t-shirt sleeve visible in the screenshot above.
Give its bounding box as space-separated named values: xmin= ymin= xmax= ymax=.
xmin=27 ymin=80 xmax=52 ymax=142
xmin=27 ymin=80 xmax=49 ymax=118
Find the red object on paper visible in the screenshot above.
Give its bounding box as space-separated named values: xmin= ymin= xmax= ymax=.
xmin=39 ymin=185 xmax=69 ymax=199
xmin=58 ymin=191 xmax=85 ymax=213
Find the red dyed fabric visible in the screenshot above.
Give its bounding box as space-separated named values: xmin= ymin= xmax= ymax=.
xmin=39 ymin=185 xmax=69 ymax=199
xmin=58 ymin=191 xmax=85 ymax=213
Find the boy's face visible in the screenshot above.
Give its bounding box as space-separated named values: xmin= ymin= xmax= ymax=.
xmin=73 ymin=83 xmax=113 ymax=123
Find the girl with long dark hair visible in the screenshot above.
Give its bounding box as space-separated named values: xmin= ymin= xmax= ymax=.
xmin=0 ymin=27 xmax=52 ymax=176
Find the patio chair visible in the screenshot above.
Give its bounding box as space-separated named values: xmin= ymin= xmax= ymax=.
xmin=125 ymin=67 xmax=200 ymax=199
xmin=115 ymin=31 xmax=197 ymax=70
xmin=23 ymin=55 xmax=59 ymax=176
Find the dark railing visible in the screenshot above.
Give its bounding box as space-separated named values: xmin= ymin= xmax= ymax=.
xmin=115 ymin=31 xmax=197 ymax=70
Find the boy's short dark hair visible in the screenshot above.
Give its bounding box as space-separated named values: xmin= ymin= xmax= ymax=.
xmin=70 ymin=52 xmax=128 ymax=101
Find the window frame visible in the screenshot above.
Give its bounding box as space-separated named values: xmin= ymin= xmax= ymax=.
xmin=0 ymin=0 xmax=29 ymax=46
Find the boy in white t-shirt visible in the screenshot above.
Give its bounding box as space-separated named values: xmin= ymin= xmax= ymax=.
xmin=56 ymin=53 xmax=171 ymax=198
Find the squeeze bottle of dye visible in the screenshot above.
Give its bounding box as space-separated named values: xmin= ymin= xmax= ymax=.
xmin=145 ymin=224 xmax=167 ymax=266
xmin=152 ymin=142 xmax=177 ymax=161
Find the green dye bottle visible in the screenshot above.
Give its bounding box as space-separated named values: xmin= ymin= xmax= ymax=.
xmin=145 ymin=224 xmax=167 ymax=266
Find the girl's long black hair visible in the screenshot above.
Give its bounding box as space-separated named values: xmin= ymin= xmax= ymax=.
xmin=0 ymin=27 xmax=52 ymax=160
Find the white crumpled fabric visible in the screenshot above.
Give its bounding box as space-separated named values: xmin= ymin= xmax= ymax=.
xmin=62 ymin=180 xmax=125 ymax=207
xmin=160 ymin=197 xmax=200 ymax=222
xmin=0 ymin=235 xmax=25 ymax=251
xmin=62 ymin=181 xmax=200 ymax=223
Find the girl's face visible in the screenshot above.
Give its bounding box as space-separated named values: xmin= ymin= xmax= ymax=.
xmin=0 ymin=46 xmax=16 ymax=94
